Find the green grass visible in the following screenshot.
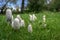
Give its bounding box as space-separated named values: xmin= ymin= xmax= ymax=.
xmin=0 ymin=11 xmax=60 ymax=40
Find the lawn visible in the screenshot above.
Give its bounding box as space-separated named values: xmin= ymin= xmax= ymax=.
xmin=0 ymin=11 xmax=60 ymax=40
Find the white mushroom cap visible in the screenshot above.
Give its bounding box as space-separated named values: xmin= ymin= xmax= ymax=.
xmin=6 ymin=9 xmax=12 ymax=23
xmin=20 ymin=19 xmax=25 ymax=27
xmin=29 ymin=14 xmax=37 ymax=21
xmin=43 ymin=15 xmax=46 ymax=23
xmin=17 ymin=15 xmax=22 ymax=20
xmin=33 ymin=14 xmax=37 ymax=20
xmin=12 ymin=18 xmax=20 ymax=30
xmin=28 ymin=24 xmax=32 ymax=33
